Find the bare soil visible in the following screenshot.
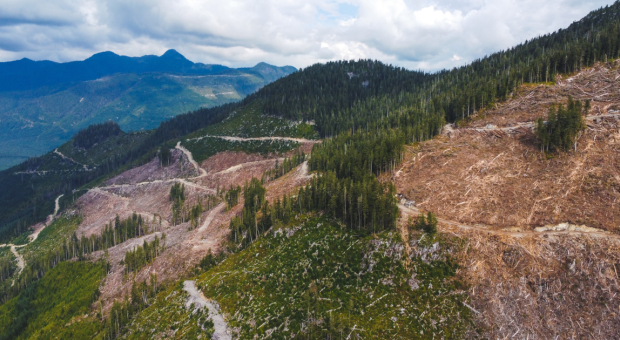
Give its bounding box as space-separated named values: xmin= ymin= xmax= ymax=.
xmin=395 ymin=64 xmax=620 ymax=232
xmin=464 ymin=61 xmax=620 ymax=129
xmin=73 ymin=143 xmax=313 ymax=311
xmin=105 ymin=149 xmax=197 ymax=186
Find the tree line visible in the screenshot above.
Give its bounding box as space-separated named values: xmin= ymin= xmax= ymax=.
xmin=5 ymin=1 xmax=620 ymax=244
xmin=2 ymin=213 xmax=160 ymax=303
xmin=104 ymin=274 xmax=160 ymax=339
xmin=535 ymin=97 xmax=589 ymax=152
xmin=73 ymin=121 xmax=123 ymax=149
xmin=123 ymin=236 xmax=164 ymax=275
xmin=249 ymin=2 xmax=620 ymax=132
xmin=262 ymin=151 xmax=306 ymax=183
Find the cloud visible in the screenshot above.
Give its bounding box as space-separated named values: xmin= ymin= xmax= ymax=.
xmin=0 ymin=0 xmax=613 ymax=71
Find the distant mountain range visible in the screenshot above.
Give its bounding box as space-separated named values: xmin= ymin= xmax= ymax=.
xmin=0 ymin=49 xmax=296 ymax=91
xmin=0 ymin=50 xmax=296 ymax=170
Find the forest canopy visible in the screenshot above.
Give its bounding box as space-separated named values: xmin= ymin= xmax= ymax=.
xmin=73 ymin=121 xmax=123 ymax=149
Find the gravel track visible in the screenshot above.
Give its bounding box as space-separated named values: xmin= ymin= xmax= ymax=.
xmin=183 ymin=280 xmax=231 ymax=340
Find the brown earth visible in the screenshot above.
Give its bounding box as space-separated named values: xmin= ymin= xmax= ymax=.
xmin=399 ymin=205 xmax=620 ymax=339
xmin=395 ymin=63 xmax=620 ymax=233
xmin=105 ymin=149 xmax=197 ymax=186
xmin=464 ymin=61 xmax=620 ymax=129
xmin=72 ymin=144 xmax=312 ymax=310
xmin=68 ymin=62 xmax=620 ymax=328
xmin=394 ymin=62 xmax=620 ymax=338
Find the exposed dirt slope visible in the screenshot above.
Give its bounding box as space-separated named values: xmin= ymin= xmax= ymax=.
xmin=399 ymin=205 xmax=620 ymax=339
xmin=73 ymin=143 xmax=313 ymax=310
xmin=106 ymin=149 xmax=197 ymax=186
xmin=466 ymin=61 xmax=620 ymax=129
xmin=394 ymin=63 xmax=620 ymax=338
xmin=395 ymin=64 xmax=620 ymax=232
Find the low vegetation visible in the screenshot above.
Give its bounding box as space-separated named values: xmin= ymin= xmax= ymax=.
xmin=216 ymin=216 xmax=476 ymax=338
xmin=122 ymin=216 xmax=477 ymax=339
xmin=121 ymin=281 xmax=212 ymax=339
xmin=184 ymin=102 xmax=318 ymax=140
xmin=103 ymin=275 xmax=162 ymax=339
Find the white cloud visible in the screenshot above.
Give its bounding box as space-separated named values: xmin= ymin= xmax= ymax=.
xmin=0 ymin=0 xmax=613 ymax=71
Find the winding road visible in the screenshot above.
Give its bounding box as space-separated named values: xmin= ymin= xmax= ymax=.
xmin=54 ymin=149 xmax=89 ymax=170
xmin=176 ymin=141 xmax=207 ymax=178
xmin=0 ymin=194 xmax=64 ymax=284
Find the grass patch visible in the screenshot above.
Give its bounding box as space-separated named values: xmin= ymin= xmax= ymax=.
xmin=123 ymin=284 xmax=214 ymax=339
xmin=20 ymin=215 xmax=82 ymax=264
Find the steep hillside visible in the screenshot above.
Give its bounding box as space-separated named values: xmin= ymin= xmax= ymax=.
xmin=395 ymin=62 xmax=620 ymax=232
xmin=125 ymin=217 xmax=477 ymax=339
xmin=2 ymin=3 xmax=620 ymax=339
xmin=0 ymin=50 xmax=296 ymax=170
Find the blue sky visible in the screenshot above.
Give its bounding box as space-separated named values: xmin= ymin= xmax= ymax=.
xmin=0 ymin=0 xmax=614 ymax=71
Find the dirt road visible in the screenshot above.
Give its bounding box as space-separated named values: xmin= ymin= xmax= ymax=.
xmin=188 ymin=135 xmax=318 ymax=144
xmin=399 ymin=204 xmax=617 ymax=240
xmin=54 ymin=149 xmax=89 ymax=170
xmin=176 ymin=141 xmax=207 ymax=177
xmin=0 ymin=243 xmax=26 ymax=286
xmin=29 ymin=194 xmax=64 ymax=243
xmin=198 ymin=203 xmax=225 ymax=233
xmin=183 ymin=280 xmax=231 ymax=340
xmin=0 ymin=193 xmax=66 ymax=283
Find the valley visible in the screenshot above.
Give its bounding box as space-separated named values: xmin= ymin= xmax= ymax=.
xmin=0 ymin=51 xmax=296 ymax=170
xmin=2 ymin=3 xmax=620 ymax=339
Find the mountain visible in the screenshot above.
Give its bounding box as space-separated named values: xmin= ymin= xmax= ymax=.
xmin=1 ymin=2 xmax=620 ymax=339
xmin=0 ymin=50 xmax=296 ymax=170
xmin=0 ymin=49 xmax=259 ymax=92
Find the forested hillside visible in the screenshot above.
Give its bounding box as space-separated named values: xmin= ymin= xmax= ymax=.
xmin=5 ymin=0 xmax=620 ymax=247
xmin=255 ymin=1 xmax=620 ymax=131
xmin=2 ymin=2 xmax=620 ymax=339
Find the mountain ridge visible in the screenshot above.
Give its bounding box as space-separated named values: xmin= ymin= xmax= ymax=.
xmin=0 ymin=49 xmax=296 ymax=92
xmin=0 ymin=50 xmax=297 ymax=170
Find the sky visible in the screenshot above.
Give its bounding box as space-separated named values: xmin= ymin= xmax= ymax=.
xmin=0 ymin=0 xmax=614 ymax=71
